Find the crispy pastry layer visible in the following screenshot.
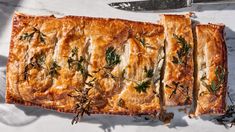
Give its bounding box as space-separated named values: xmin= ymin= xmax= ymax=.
xmin=195 ymin=24 xmax=227 ymax=116
xmin=6 ymin=12 xmax=164 ymax=115
xmin=161 ymin=15 xmax=194 ymax=106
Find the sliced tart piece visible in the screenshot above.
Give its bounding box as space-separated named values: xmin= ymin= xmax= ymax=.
xmin=195 ymin=24 xmax=227 ymax=116
xmin=84 ymin=19 xmax=165 ymax=114
xmin=161 ymin=14 xmax=194 ymax=106
xmin=115 ymin=22 xmax=165 ymax=114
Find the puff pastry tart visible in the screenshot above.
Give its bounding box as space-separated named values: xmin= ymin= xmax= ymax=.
xmin=6 ymin=13 xmax=228 ymax=120
xmin=6 ymin=13 xmax=165 ymax=115
xmin=161 ymin=15 xmax=194 ymax=106
xmin=195 ymin=24 xmax=227 ymax=116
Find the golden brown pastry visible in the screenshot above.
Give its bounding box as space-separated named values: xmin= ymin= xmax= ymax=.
xmin=6 ymin=12 xmax=165 ymax=115
xmin=195 ymin=24 xmax=227 ymax=116
xmin=161 ymin=14 xmax=194 ymax=106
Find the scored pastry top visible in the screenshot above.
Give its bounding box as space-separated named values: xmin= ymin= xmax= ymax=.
xmin=161 ymin=14 xmax=194 ymax=106
xmin=6 ymin=13 xmax=227 ymax=118
xmin=6 ymin=12 xmax=165 ymax=115
xmin=195 ymin=24 xmax=227 ymax=115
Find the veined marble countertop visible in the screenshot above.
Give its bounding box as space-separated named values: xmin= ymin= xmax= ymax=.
xmin=0 ymin=0 xmax=235 ymax=132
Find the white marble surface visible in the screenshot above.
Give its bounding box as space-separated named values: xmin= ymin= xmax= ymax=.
xmin=0 ymin=0 xmax=235 ymax=132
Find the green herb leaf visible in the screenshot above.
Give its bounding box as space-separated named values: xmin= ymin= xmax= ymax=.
xmin=117 ymin=98 xmax=125 ymax=107
xmin=172 ymin=34 xmax=191 ymax=65
xmin=19 ymin=27 xmax=46 ymax=44
xmin=19 ymin=32 xmax=34 ymax=42
xmin=211 ymin=80 xmax=217 ymax=93
xmin=105 ymin=47 xmax=121 ymax=68
xmin=200 ymin=65 xmax=226 ymax=94
xmin=135 ymin=80 xmax=151 ymax=93
xmin=23 ymin=52 xmax=46 ymax=80
xmin=144 ymin=66 xmax=154 ymax=78
xmin=49 ymin=61 xmax=61 ymax=78
xmin=172 ymin=56 xmax=179 ymax=64
xmin=71 ymin=47 xmax=78 ymax=57
xmin=36 ymin=52 xmax=46 ymax=67
xmin=67 ymin=48 xmax=91 ymax=78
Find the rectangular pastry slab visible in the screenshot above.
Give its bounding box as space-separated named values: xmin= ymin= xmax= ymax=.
xmin=161 ymin=15 xmax=194 ymax=106
xmin=195 ymin=24 xmax=227 ymax=116
xmin=6 ymin=13 xmax=165 ymax=115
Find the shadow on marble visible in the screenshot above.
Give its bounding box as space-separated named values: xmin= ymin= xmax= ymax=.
xmin=15 ymin=103 xmax=189 ymax=131
xmin=0 ymin=55 xmax=8 ymax=67
xmin=0 ymin=0 xmax=21 ymax=38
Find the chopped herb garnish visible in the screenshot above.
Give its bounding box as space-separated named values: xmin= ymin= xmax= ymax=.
xmin=135 ymin=80 xmax=151 ymax=93
xmin=135 ymin=35 xmax=151 ymax=48
xmin=49 ymin=61 xmax=61 ymax=78
xmin=23 ymin=52 xmax=46 ymax=80
xmin=19 ymin=27 xmax=46 ymax=44
xmin=144 ymin=66 xmax=154 ymax=78
xmin=67 ymin=47 xmax=91 ymax=79
xmin=201 ymin=65 xmax=226 ymax=94
xmin=36 ymin=53 xmax=46 ymax=67
xmin=19 ymin=32 xmax=34 ymax=42
xmin=71 ymin=47 xmax=78 ymax=57
xmin=171 ymin=34 xmax=191 ymax=65
xmin=105 ymin=47 xmax=121 ymax=68
xmin=136 ymin=36 xmax=146 ymax=46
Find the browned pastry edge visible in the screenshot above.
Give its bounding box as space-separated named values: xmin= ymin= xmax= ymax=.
xmin=6 ymin=92 xmax=159 ymax=115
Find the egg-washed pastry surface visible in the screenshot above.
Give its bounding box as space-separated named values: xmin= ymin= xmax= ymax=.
xmin=6 ymin=13 xmax=228 ymax=119
xmin=6 ymin=13 xmax=165 ymax=115
xmin=161 ymin=15 xmax=194 ymax=106
xmin=195 ymin=24 xmax=227 ymax=116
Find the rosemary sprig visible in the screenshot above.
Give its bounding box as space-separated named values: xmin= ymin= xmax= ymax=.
xmin=68 ymin=87 xmax=93 ymax=125
xmin=201 ymin=65 xmax=226 ymax=94
xmin=167 ymin=81 xmax=180 ymax=99
xmin=172 ymin=34 xmax=191 ymax=65
xmin=49 ymin=61 xmax=61 ymax=78
xmin=19 ymin=27 xmax=46 ymax=44
xmin=166 ymin=81 xmax=190 ymax=103
xmin=105 ymin=47 xmax=121 ymax=68
xmin=135 ymin=80 xmax=151 ymax=93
